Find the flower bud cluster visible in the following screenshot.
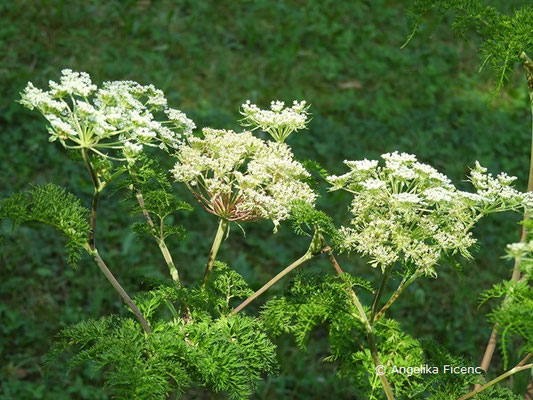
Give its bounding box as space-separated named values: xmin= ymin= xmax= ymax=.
xmin=171 ymin=128 xmax=316 ymax=229
xmin=328 ymin=151 xmax=533 ymax=275
xmin=20 ymin=69 xmax=195 ymax=162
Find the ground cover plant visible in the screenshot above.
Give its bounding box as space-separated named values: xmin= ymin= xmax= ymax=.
xmin=1 ymin=1 xmax=532 ymax=399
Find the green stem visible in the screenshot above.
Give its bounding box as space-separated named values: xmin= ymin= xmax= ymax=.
xmin=346 ymin=281 xmax=396 ymax=400
xmin=99 ymin=167 xmax=126 ymax=191
xmin=158 ymin=239 xmax=179 ymax=282
xmin=232 ymin=229 xmax=323 ymax=313
xmin=459 ymin=354 xmax=532 ymax=400
xmin=367 ymin=330 xmax=397 ymax=400
xmin=202 ymin=218 xmax=229 ymax=286
xmin=232 ymin=252 xmax=313 ymax=314
xmin=89 ymin=248 xmax=151 ymax=334
xmin=319 ymin=234 xmax=343 ymax=275
xmin=81 ymin=150 xmax=151 ymax=334
xmin=134 ymin=191 xmax=180 ymax=283
xmin=324 ymin=244 xmax=396 ymax=400
xmin=81 ymin=149 xmax=101 ymax=250
xmin=370 ymin=263 xmax=394 ymax=322
xmin=89 ymin=187 xmax=99 ymax=249
xmin=373 ymin=270 xmax=422 ymax=323
xmin=478 ymin=53 xmax=533 ymax=378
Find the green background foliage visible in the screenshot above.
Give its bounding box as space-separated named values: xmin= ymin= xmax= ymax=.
xmin=1 ymin=0 xmax=531 ymax=398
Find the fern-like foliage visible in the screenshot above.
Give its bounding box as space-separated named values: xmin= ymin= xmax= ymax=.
xmin=473 ymin=385 xmax=523 ymax=400
xmin=418 ymin=339 xmax=483 ymax=399
xmin=116 ymin=154 xmax=192 ymax=241
xmin=261 ymin=272 xmax=437 ymax=399
xmin=261 ymin=272 xmax=370 ymax=347
xmin=289 ymin=201 xmax=339 ymax=242
xmin=46 ymin=263 xmax=277 ymax=400
xmin=301 ymin=159 xmax=330 ymax=180
xmin=206 ymin=261 xmax=254 ymax=315
xmin=260 ymin=272 xmax=513 ymax=399
xmin=406 ymin=0 xmax=533 ymax=91
xmin=480 ymin=279 xmax=533 ymax=368
xmin=0 ymin=183 xmax=90 ymax=266
xmin=47 ymin=314 xmax=277 ymax=400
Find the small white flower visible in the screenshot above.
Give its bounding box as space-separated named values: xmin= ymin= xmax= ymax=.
xmin=423 ymin=187 xmax=454 ymax=202
xmin=392 ymin=193 xmax=422 ymax=203
xmin=20 ymin=70 xmax=196 ymax=161
xmin=165 ymin=108 xmax=196 ymax=135
xmin=381 ymin=151 xmax=417 ymax=164
xmin=361 ymin=178 xmax=386 ymax=190
xmin=48 ymin=69 xmax=97 ymax=97
xmin=344 ymin=159 xmax=379 ymax=171
xmin=392 ymin=165 xmax=418 ymax=180
xmin=124 ymin=141 xmax=142 ymax=154
xmin=270 ymin=100 xmax=285 ymax=112
xmin=171 ymin=128 xmax=316 ymax=228
xmin=329 ymin=153 xmax=530 ymax=275
xmin=240 ymin=99 xmax=310 ymax=142
xmin=45 ymin=114 xmax=78 ymax=137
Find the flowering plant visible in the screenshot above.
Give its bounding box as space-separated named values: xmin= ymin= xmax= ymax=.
xmin=171 ymin=127 xmax=316 ymax=227
xmin=19 ymin=69 xmax=195 ymax=162
xmin=1 ymin=69 xmax=532 ymax=399
xmin=240 ymin=99 xmax=309 ymax=142
xmin=328 ymin=152 xmax=532 ymax=275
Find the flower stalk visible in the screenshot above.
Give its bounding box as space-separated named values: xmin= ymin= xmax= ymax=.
xmin=325 ymin=241 xmax=396 ymax=400
xmin=134 ymin=189 xmax=180 ymax=283
xmin=233 ymin=229 xmax=323 ymax=314
xmin=370 ymin=263 xmax=394 ymax=322
xmin=81 ymin=149 xmax=151 ymax=334
xmin=88 ymin=247 xmax=151 ymax=334
xmin=460 ymin=354 xmax=532 ymax=400
xmin=477 ymin=52 xmax=533 ymax=381
xmin=373 ymin=270 xmax=423 ymax=323
xmin=203 ymin=218 xmax=229 ymax=286
xmin=82 ymin=149 xmax=101 ymax=249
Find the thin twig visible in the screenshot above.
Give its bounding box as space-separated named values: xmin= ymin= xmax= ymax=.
xmin=370 ymin=263 xmax=393 ymax=322
xmin=459 ymin=354 xmax=532 ymax=400
xmin=127 ymin=167 xmax=181 ymax=282
xmin=233 ymin=230 xmax=323 ymax=314
xmin=373 ymin=270 xmax=422 ymax=323
xmin=135 ymin=190 xmax=180 ymax=282
xmin=81 ymin=149 xmax=101 ymax=250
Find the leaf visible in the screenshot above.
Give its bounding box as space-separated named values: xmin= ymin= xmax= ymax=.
xmin=0 ymin=183 xmax=90 ymax=266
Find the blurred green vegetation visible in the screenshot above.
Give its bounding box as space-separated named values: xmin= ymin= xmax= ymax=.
xmin=1 ymin=0 xmax=531 ymax=398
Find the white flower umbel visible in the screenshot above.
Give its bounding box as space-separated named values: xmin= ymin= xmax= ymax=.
xmin=240 ymin=100 xmax=310 ymax=142
xmin=505 ymin=240 xmax=533 ymax=276
xmin=171 ymin=128 xmax=316 ymax=229
xmin=328 ymin=151 xmax=532 ymax=276
xmin=20 ymin=69 xmax=195 ymax=162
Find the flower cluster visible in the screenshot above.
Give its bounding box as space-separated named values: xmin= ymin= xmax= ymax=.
xmin=20 ymin=69 xmax=195 ymax=162
xmin=240 ymin=100 xmax=309 ymax=142
xmin=328 ymin=151 xmax=533 ymax=276
xmin=171 ymin=128 xmax=316 ymax=229
xmin=469 ymin=161 xmax=533 ymax=209
xmin=505 ymin=241 xmax=533 ymax=260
